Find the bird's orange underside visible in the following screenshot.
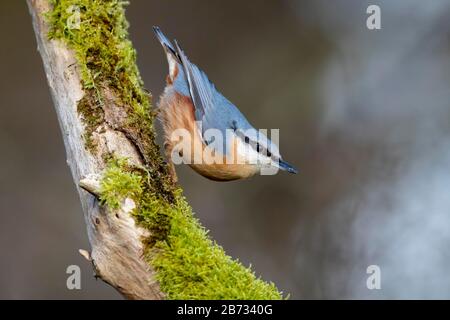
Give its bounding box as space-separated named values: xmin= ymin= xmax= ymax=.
xmin=158 ymin=91 xmax=258 ymax=181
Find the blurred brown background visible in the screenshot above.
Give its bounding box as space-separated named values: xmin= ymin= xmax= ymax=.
xmin=1 ymin=0 xmax=450 ymax=299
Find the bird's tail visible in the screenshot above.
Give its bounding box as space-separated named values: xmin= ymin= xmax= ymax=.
xmin=153 ymin=26 xmax=177 ymax=58
xmin=153 ymin=26 xmax=182 ymax=83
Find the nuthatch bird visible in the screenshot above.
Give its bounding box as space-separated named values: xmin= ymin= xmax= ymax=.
xmin=153 ymin=26 xmax=297 ymax=181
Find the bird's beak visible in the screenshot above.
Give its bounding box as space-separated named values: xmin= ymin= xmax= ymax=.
xmin=278 ymin=159 xmax=298 ymax=174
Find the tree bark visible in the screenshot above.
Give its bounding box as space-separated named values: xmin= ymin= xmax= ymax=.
xmin=27 ymin=0 xmax=164 ymax=300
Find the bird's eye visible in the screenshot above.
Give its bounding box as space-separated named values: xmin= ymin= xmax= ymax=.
xmin=267 ymin=150 xmax=272 ymax=157
xmin=244 ymin=136 xmax=250 ymax=144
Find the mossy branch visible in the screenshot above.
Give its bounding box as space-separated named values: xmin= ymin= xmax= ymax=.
xmin=28 ymin=0 xmax=283 ymax=300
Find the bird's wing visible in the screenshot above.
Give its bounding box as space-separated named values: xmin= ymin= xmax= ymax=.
xmin=174 ymin=41 xmax=259 ymax=156
xmin=174 ymin=41 xmax=217 ymax=127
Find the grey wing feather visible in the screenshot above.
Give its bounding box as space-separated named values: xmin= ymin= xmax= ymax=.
xmin=174 ymin=41 xmax=256 ymax=156
xmin=174 ymin=41 xmax=216 ymax=125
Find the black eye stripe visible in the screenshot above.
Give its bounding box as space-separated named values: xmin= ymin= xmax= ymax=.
xmin=238 ymin=133 xmax=278 ymax=161
xmin=233 ymin=130 xmax=277 ymax=159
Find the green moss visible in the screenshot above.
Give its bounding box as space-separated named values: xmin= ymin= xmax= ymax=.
xmin=47 ymin=0 xmax=163 ymax=171
xmin=47 ymin=0 xmax=143 ymax=150
xmin=101 ymin=158 xmax=283 ymax=299
xmin=100 ymin=158 xmax=143 ymax=209
xmin=145 ymin=196 xmax=283 ymax=300
xmin=77 ymin=91 xmax=104 ymax=150
xmin=48 ymin=0 xmax=175 ymax=201
xmin=47 ymin=0 xmax=283 ymax=299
